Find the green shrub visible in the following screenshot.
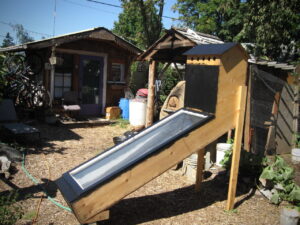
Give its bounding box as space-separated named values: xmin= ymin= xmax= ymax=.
xmin=0 ymin=191 xmax=24 ymax=225
xmin=260 ymin=156 xmax=300 ymax=206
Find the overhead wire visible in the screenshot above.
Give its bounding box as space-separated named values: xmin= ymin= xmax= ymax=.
xmin=0 ymin=21 xmax=52 ymax=37
xmin=85 ymin=0 xmax=181 ymax=21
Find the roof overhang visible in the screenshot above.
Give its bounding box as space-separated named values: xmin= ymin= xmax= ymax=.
xmin=137 ymin=27 xmax=223 ymax=62
xmin=0 ymin=27 xmax=142 ymax=55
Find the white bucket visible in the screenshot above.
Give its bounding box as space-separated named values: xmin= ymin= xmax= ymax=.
xmin=280 ymin=208 xmax=299 ymax=225
xmin=291 ymin=148 xmax=300 ymax=164
xmin=129 ymin=99 xmax=147 ymax=126
xmin=216 ymin=143 xmax=232 ymax=166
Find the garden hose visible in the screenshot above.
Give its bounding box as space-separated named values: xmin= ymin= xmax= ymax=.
xmin=21 ymin=153 xmax=72 ymax=212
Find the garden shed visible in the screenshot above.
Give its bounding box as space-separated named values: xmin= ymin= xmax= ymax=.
xmin=0 ymin=27 xmax=142 ymax=115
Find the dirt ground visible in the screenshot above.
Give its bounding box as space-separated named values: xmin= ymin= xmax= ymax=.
xmin=0 ymin=121 xmax=283 ymax=225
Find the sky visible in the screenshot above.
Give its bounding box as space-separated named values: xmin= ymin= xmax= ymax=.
xmin=0 ymin=0 xmax=180 ymax=44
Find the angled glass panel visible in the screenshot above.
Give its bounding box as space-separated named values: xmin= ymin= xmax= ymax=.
xmin=69 ymin=109 xmax=211 ymax=191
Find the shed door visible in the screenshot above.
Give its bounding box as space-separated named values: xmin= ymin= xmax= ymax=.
xmin=79 ymin=55 xmax=104 ymax=116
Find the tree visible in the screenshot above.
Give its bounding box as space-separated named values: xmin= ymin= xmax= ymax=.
xmin=113 ymin=0 xmax=164 ymax=49
xmin=238 ymin=0 xmax=300 ymax=61
xmin=12 ymin=24 xmax=34 ymax=44
xmin=173 ymin=0 xmax=247 ymax=42
xmin=1 ymin=32 xmax=15 ymax=47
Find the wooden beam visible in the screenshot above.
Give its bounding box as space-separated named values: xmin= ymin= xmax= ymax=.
xmin=145 ymin=60 xmax=157 ymax=127
xmin=158 ymin=40 xmax=195 ymax=49
xmin=144 ymin=36 xmax=173 ymax=61
xmin=157 ymin=62 xmax=171 ymax=79
xmin=243 ymin=70 xmax=252 ymax=152
xmin=195 ymin=148 xmax=205 ymax=192
xmin=226 ymin=85 xmax=247 ymax=210
xmin=173 ymin=62 xmax=184 ymax=80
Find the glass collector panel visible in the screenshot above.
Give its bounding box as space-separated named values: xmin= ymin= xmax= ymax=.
xmin=70 ymin=110 xmax=208 ymax=190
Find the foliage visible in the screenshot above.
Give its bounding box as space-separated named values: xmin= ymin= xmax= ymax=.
xmin=294 ymin=133 xmax=300 ymax=148
xmin=0 ymin=54 xmax=8 ymax=101
xmin=220 ymin=145 xmax=264 ymax=176
xmin=12 ymin=24 xmax=34 ymax=44
xmin=1 ymin=33 xmax=15 ymax=48
xmin=173 ymin=0 xmax=248 ymax=42
xmin=113 ymin=0 xmax=164 ymax=49
xmin=157 ymin=66 xmax=181 ymax=106
xmin=238 ymin=0 xmax=300 ymax=61
xmin=173 ymin=0 xmax=300 ymax=61
xmin=111 ymin=118 xmax=130 ymax=128
xmin=0 ymin=191 xmax=24 ymax=225
xmin=260 ymin=156 xmax=300 ymax=206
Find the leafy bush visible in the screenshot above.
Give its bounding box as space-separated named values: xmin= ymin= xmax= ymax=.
xmin=0 ymin=191 xmax=24 ymax=225
xmin=0 ymin=54 xmax=8 ymax=101
xmin=260 ymin=156 xmax=300 ymax=206
xmin=158 ymin=68 xmax=181 ymax=106
xmin=220 ymin=146 xmax=263 ymax=176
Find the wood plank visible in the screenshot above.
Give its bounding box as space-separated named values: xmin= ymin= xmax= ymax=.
xmin=244 ymin=69 xmax=251 ymax=151
xmin=144 ymin=36 xmax=173 ymax=61
xmin=226 ymin=85 xmax=247 ymax=210
xmin=158 ymin=40 xmax=195 ymax=49
xmin=275 ymin=84 xmax=295 ymax=154
xmin=195 ymin=148 xmax=205 ymax=192
xmin=145 ymin=60 xmax=157 ymax=127
xmin=84 ymin=210 xmax=109 ymax=224
xmin=265 ymin=93 xmax=280 ymax=152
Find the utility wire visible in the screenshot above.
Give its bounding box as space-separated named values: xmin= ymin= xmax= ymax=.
xmin=86 ymin=0 xmax=181 ymax=21
xmin=87 ymin=0 xmax=122 ymax=8
xmin=63 ymin=0 xmax=119 ymax=15
xmin=0 ymin=21 xmax=52 ymax=37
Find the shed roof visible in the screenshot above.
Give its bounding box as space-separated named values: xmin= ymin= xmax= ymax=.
xmin=183 ymin=43 xmax=237 ymax=55
xmin=137 ymin=27 xmax=223 ymax=62
xmin=0 ymin=27 xmax=142 ymax=55
xmin=174 ymin=27 xmax=223 ymax=45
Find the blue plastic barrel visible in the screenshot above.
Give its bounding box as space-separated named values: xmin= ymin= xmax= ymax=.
xmin=119 ymin=98 xmax=129 ymax=120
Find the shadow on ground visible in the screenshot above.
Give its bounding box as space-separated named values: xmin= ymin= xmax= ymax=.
xmin=0 ymin=176 xmax=58 ymax=202
xmin=98 ymin=173 xmax=256 ymax=225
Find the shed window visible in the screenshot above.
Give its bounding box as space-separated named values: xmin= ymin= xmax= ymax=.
xmin=110 ymin=63 xmax=125 ymax=83
xmin=54 ymin=54 xmax=73 ymax=98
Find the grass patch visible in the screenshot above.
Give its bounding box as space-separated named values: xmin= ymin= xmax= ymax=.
xmin=0 ymin=191 xmax=24 ymax=225
xmin=110 ymin=118 xmax=130 ymax=128
xmin=22 ymin=210 xmax=37 ymax=220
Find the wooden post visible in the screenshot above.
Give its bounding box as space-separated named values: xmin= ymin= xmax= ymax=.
xmin=226 ymin=85 xmax=247 ymax=210
xmin=244 ymin=69 xmax=252 ymax=152
xmin=145 ymin=60 xmax=157 ymax=127
xmin=227 ymin=129 xmax=232 ymax=142
xmin=195 ymin=148 xmax=205 ymax=192
xmin=50 ymin=46 xmax=56 ymax=101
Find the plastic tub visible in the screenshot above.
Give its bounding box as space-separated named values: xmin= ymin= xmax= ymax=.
xmin=119 ymin=98 xmax=129 ymax=120
xmin=291 ymin=148 xmax=300 ymax=164
xmin=129 ymin=99 xmax=147 ymax=126
xmin=216 ymin=143 xmax=232 ymax=166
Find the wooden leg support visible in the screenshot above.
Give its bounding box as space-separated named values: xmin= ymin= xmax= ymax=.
xmin=84 ymin=210 xmax=110 ymax=224
xmin=195 ymin=148 xmax=205 ymax=192
xmin=226 ymin=86 xmax=247 ymax=210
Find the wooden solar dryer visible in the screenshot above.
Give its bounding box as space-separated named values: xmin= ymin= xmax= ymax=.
xmin=56 ymin=43 xmax=248 ymax=224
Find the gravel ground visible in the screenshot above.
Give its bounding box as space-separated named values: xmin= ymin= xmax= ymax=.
xmin=0 ymin=122 xmax=282 ymax=225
